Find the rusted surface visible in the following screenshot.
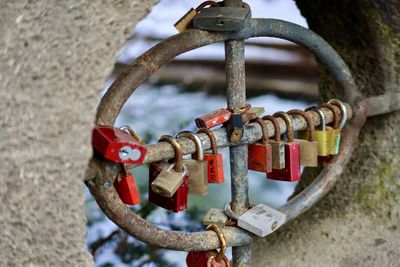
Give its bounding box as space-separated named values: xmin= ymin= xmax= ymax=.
xmin=86 ymin=18 xmax=368 ymax=252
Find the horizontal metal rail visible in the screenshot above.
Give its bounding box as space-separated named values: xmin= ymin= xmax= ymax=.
xmin=141 ymin=104 xmax=353 ymax=165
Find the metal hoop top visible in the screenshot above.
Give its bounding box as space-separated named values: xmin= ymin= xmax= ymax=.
xmin=288 ymin=109 xmax=315 ymax=141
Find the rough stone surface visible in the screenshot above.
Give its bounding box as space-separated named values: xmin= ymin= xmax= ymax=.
xmin=252 ymin=1 xmax=400 ymax=266
xmin=0 ymin=1 xmax=157 ymax=266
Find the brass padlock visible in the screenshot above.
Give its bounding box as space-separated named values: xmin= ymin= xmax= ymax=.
xmin=151 ymin=136 xmax=188 ymax=198
xmin=174 ymin=1 xmax=219 ymax=32
xmin=241 ymin=106 xmax=265 ymax=123
xmin=288 ymin=109 xmax=318 ymax=167
xmin=303 ymin=106 xmax=329 ymax=157
xmin=177 ymin=131 xmax=208 ymax=195
xmin=203 ymin=208 xmax=228 ymax=227
xmin=262 ymin=115 xmax=285 ymax=169
xmin=326 ymin=99 xmax=348 ymax=155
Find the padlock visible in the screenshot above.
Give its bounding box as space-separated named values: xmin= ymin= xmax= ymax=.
xmin=193 ymin=2 xmax=251 ymax=32
xmin=197 ymin=128 xmax=224 ymax=183
xmin=267 ymin=112 xmax=301 ymax=182
xmin=303 ymin=106 xmax=329 ymax=157
xmin=177 ymin=131 xmax=208 ymax=195
xmin=92 ymin=125 xmax=147 ymax=165
xmin=113 ymin=164 xmax=140 ymax=206
xmin=195 ymin=108 xmax=232 ymax=129
xmin=326 ymin=99 xmax=348 ymax=155
xmin=287 ymin=109 xmax=318 ymax=167
xmin=174 ymin=1 xmax=219 ymax=32
xmin=226 ymin=113 xmax=244 ymax=143
xmin=148 ymin=135 xmax=188 ymax=213
xmin=203 ymin=208 xmax=228 ymax=227
xmin=241 ymin=106 xmax=265 ymax=123
xmin=262 ymin=115 xmax=285 ymax=170
xmin=248 ymin=117 xmax=272 ymax=173
xmin=186 ymin=224 xmax=230 ymax=267
xmin=225 ymin=203 xmax=286 ymax=237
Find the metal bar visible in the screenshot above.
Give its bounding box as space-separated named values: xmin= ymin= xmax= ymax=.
xmin=87 ymin=18 xmax=367 ymax=253
xmin=365 ymin=93 xmax=400 ymax=117
xmin=224 ymin=0 xmax=251 ymax=266
xmin=137 ymin=105 xmax=353 ymax=165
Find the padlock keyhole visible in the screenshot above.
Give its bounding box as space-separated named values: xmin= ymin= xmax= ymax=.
xmin=216 ymin=20 xmax=225 ymax=27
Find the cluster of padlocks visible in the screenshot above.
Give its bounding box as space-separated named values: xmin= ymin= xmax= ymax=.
xmin=92 ymin=99 xmax=347 ymax=240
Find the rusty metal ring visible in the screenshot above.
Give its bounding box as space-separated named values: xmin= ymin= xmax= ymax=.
xmin=287 ymin=109 xmax=315 ymax=141
xmin=274 ymin=112 xmax=294 ymax=142
xmin=262 ymin=115 xmax=281 ymax=142
xmin=158 ymin=135 xmax=184 ymax=172
xmin=87 ymin=18 xmax=367 ymax=251
xmin=253 ymin=117 xmax=268 ymax=144
xmin=328 ymin=99 xmax=348 ymax=130
xmin=197 ymin=128 xmax=218 ymax=155
xmin=206 ymin=224 xmax=227 ymax=260
xmin=305 ymin=106 xmax=326 ymax=131
xmin=319 ymin=103 xmax=340 ymax=129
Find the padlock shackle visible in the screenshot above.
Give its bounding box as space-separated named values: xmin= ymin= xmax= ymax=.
xmin=119 ymin=125 xmax=143 ymax=144
xmin=262 ymin=115 xmax=281 ymax=142
xmin=197 ymin=128 xmax=218 ymax=154
xmin=306 ymin=106 xmax=326 ymax=132
xmin=328 ymin=99 xmax=348 ymax=130
xmin=88 ymin=18 xmax=367 ymax=252
xmin=206 ymin=224 xmax=228 ymax=264
xmin=195 ymin=0 xmax=220 ymax=12
xmin=288 ymin=109 xmax=315 ymax=142
xmin=274 ymin=112 xmax=294 ymax=143
xmin=319 ymin=103 xmax=340 ymax=129
xmin=158 ymin=135 xmax=184 ymax=172
xmin=176 ymin=131 xmax=204 ymax=161
xmin=253 ymin=117 xmax=268 ymax=145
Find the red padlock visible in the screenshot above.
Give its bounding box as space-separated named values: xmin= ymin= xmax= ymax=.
xmin=114 ymin=164 xmax=140 ymax=205
xmin=186 ymin=224 xmax=230 ymax=267
xmin=267 ymin=112 xmax=301 ymax=182
xmin=248 ymin=117 xmax=272 ymax=173
xmin=195 ymin=108 xmax=232 ymax=129
xmin=148 ymin=136 xmax=188 ymax=213
xmin=92 ymin=125 xmax=147 ymax=165
xmin=197 ymin=128 xmax=224 ymax=183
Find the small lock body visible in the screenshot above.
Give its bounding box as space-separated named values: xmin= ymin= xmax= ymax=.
xmin=299 ymin=129 xmax=328 ymax=157
xmin=327 ymin=128 xmax=341 ymax=155
xmin=269 ymin=140 xmax=286 ymax=170
xmin=193 ymin=6 xmax=251 ymax=32
xmin=248 ymin=142 xmax=272 ymax=173
xmin=151 ymin=165 xmax=185 ymax=197
xmin=296 ymin=139 xmax=318 ymax=167
xmin=203 ymin=153 xmax=224 ymax=183
xmin=195 ymin=109 xmax=232 ymax=129
xmin=148 ymin=162 xmax=188 ymax=213
xmin=186 ymin=250 xmax=229 ymax=267
xmin=203 ymin=208 xmax=228 ymax=227
xmin=184 ymin=159 xmax=208 ymax=195
xmin=241 ymin=107 xmax=265 ymax=123
xmin=237 ymin=204 xmax=286 ymax=237
xmin=226 ymin=113 xmax=244 ymax=143
xmin=113 ymin=173 xmax=140 ymax=206
xmin=174 ymin=8 xmax=197 ymax=32
xmin=267 ymin=142 xmax=301 ymax=182
xmin=92 ymin=125 xmax=147 ymax=165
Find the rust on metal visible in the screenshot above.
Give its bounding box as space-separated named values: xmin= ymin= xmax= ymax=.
xmin=86 ymin=18 xmax=368 ymax=252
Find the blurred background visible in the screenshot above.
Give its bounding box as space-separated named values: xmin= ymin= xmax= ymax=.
xmin=85 ymin=1 xmax=318 ymax=266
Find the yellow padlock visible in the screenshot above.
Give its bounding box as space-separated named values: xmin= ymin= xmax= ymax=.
xmin=326 ymin=99 xmax=348 ymax=155
xmin=302 ymin=106 xmax=329 ymax=156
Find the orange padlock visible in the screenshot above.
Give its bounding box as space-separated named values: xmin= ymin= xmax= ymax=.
xmin=113 ymin=164 xmax=140 ymax=205
xmin=248 ymin=117 xmax=272 ymax=173
xmin=197 ymin=128 xmax=224 ymax=183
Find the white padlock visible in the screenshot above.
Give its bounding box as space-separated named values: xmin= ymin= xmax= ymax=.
xmin=226 ymin=203 xmax=287 ymax=237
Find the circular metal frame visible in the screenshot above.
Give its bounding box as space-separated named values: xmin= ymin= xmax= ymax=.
xmin=86 ymin=19 xmax=367 ymax=251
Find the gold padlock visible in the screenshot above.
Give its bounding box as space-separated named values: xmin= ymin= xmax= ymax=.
xmin=174 ymin=1 xmax=219 ymax=32
xmin=303 ymin=106 xmax=329 ymax=157
xmin=326 ymin=99 xmax=348 ymax=155
xmin=262 ymin=115 xmax=285 ymax=169
xmin=176 ymin=131 xmax=208 ymax=195
xmin=151 ymin=136 xmax=188 ymax=197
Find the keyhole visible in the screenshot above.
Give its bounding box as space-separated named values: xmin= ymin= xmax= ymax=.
xmin=216 ymin=20 xmax=225 ymax=27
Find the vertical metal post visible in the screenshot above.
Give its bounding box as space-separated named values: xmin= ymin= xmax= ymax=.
xmin=224 ymin=0 xmax=251 ymax=266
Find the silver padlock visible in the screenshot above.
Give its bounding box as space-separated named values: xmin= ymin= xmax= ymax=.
xmin=151 ymin=163 xmax=188 ymax=198
xmin=176 ymin=131 xmax=208 ymax=196
xmin=226 ymin=203 xmax=286 ymax=237
xmin=203 ymin=208 xmax=228 ymax=227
